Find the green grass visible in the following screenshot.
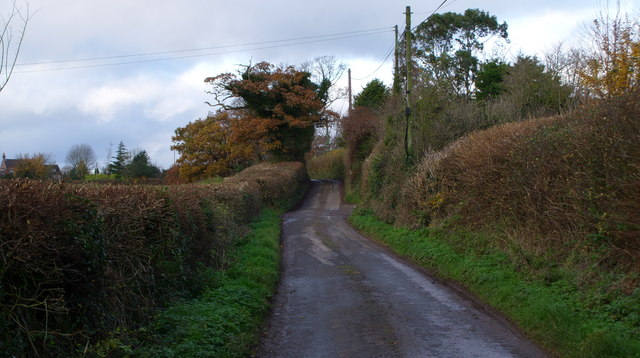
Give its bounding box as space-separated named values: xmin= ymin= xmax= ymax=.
xmin=349 ymin=209 xmax=640 ymax=358
xmin=132 ymin=209 xmax=282 ymax=358
xmin=197 ymin=176 xmax=224 ymax=184
xmin=83 ymin=173 xmax=118 ymax=181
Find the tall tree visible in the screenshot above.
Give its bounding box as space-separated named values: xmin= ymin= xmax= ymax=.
xmin=107 ymin=141 xmax=129 ymax=177
xmin=66 ymin=143 xmax=97 ymax=179
xmin=303 ymin=56 xmax=346 ymax=152
xmin=475 ymin=59 xmax=509 ymax=100
xmin=501 ymin=56 xmax=572 ymax=118
xmin=414 ymin=9 xmax=508 ymax=97
xmin=125 ymin=150 xmax=161 ymax=178
xmin=304 ymin=55 xmax=346 ymax=109
xmin=204 ymin=61 xmax=324 ymax=161
xmin=1 ymin=1 xmax=30 ymax=93
xmin=171 ymin=111 xmax=256 ymax=180
xmin=354 ymin=79 xmax=389 ymax=111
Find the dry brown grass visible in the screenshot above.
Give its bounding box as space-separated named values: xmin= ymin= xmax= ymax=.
xmin=306 ymin=148 xmax=346 ymax=180
xmin=396 ymin=91 xmax=640 ymax=277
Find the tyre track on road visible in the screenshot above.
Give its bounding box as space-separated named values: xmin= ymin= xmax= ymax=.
xmin=257 ymin=180 xmax=548 ymax=358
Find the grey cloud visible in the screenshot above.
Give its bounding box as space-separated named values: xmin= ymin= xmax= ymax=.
xmin=1 ymin=0 xmax=608 ymax=169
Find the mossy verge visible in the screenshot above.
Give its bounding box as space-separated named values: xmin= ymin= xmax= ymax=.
xmin=129 ymin=209 xmax=282 ymax=358
xmin=349 ymin=209 xmax=640 ymax=358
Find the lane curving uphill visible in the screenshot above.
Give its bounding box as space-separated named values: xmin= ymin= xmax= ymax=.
xmin=258 ymin=180 xmax=548 ymax=358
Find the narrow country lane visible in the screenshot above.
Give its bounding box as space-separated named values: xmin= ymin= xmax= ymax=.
xmin=257 ymin=180 xmax=549 ymax=358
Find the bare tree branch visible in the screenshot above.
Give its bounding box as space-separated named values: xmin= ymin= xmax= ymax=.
xmin=1 ymin=0 xmax=29 ymax=93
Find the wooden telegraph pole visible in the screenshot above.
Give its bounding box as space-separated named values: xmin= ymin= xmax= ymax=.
xmin=348 ymin=68 xmax=353 ymax=112
xmin=404 ymin=6 xmax=413 ymax=159
xmin=394 ymin=24 xmax=400 ymax=94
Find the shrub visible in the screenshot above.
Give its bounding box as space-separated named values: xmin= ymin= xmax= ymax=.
xmin=395 ymin=91 xmax=640 ymax=295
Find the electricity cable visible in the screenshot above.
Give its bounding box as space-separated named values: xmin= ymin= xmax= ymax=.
xmin=412 ymin=0 xmax=449 ymax=31
xmin=14 ymin=27 xmax=392 ymax=72
xmin=352 ymin=45 xmax=395 ymax=81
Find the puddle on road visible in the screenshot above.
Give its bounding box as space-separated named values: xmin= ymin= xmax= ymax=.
xmin=304 ymin=226 xmax=337 ymax=266
xmin=283 ymin=217 xmax=298 ymax=224
xmin=379 ymin=252 xmax=465 ymax=312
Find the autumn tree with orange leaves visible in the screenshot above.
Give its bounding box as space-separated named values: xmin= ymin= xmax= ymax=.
xmin=172 ymin=62 xmax=324 ymax=181
xmin=171 ymin=111 xmax=253 ymax=179
xmin=577 ymin=4 xmax=640 ymax=98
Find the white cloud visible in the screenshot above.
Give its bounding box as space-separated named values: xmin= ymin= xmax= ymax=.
xmin=79 ymin=76 xmax=160 ymax=122
xmin=507 ymin=8 xmax=595 ymax=58
xmin=1 ymin=0 xmax=625 ymax=170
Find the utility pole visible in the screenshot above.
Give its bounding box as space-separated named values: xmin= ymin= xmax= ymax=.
xmin=394 ymin=24 xmax=400 ymax=94
xmin=348 ymin=68 xmax=353 ymax=112
xmin=404 ymin=6 xmax=413 ymax=160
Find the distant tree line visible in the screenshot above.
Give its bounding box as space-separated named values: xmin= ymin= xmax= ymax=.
xmin=1 ymin=142 xmax=163 ymax=181
xmin=64 ymin=142 xmax=161 ymax=180
xmin=104 ymin=141 xmax=162 ymax=179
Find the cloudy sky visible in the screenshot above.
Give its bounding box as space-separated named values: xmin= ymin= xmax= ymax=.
xmin=0 ymin=0 xmax=630 ymax=170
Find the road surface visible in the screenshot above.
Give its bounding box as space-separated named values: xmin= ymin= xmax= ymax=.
xmin=257 ymin=180 xmax=548 ymax=358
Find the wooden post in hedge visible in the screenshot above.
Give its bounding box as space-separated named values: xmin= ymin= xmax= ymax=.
xmin=404 ymin=6 xmax=413 ymax=160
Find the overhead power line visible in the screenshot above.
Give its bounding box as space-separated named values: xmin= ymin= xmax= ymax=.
xmin=15 ymin=27 xmax=393 ymax=73
xmin=352 ymin=45 xmax=395 ymax=81
xmin=412 ymin=0 xmax=449 ymax=30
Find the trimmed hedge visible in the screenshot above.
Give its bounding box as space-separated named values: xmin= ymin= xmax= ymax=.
xmin=0 ymin=162 xmax=307 ymax=357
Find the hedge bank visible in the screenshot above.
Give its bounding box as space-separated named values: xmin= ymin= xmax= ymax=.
xmin=0 ymin=162 xmax=307 ymax=357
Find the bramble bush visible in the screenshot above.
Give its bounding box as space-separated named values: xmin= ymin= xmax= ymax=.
xmin=398 ymin=92 xmax=640 ymax=276
xmin=0 ymin=162 xmax=307 ymax=357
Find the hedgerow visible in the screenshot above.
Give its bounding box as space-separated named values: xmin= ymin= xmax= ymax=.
xmin=0 ymin=162 xmax=307 ymax=357
xmin=346 ymin=90 xmax=640 ymax=355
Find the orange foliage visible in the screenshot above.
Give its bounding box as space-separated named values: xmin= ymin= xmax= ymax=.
xmin=162 ymin=164 xmax=187 ymax=185
xmin=13 ymin=153 xmax=51 ymax=179
xmin=578 ymin=9 xmax=640 ymax=98
xmin=204 ymin=61 xmax=323 ymax=161
xmin=171 ymin=111 xmax=257 ymax=181
xmin=173 ymin=62 xmax=324 ymax=181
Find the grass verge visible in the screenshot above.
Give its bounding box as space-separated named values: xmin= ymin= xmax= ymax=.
xmin=349 ymin=209 xmax=640 ymax=358
xmin=133 ymin=209 xmax=282 ymax=358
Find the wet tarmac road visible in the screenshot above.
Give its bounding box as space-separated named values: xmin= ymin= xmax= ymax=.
xmin=257 ymin=180 xmax=549 ymax=358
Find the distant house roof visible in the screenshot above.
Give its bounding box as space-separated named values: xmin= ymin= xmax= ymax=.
xmin=47 ymin=165 xmax=62 ymax=180
xmin=0 ymin=153 xmax=22 ymax=175
xmin=1 ymin=153 xmax=62 ymax=180
xmin=3 ymin=159 xmax=23 ymax=171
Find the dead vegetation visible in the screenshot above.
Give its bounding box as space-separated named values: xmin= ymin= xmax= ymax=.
xmin=352 ymin=91 xmax=639 ymax=290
